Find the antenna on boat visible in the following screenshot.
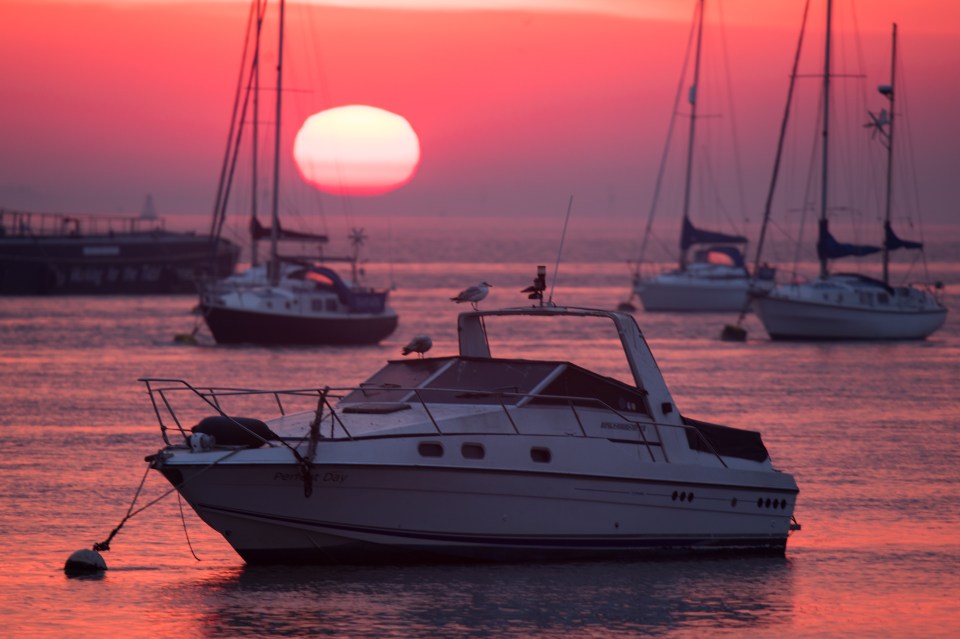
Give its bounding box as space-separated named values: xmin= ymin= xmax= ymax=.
xmin=548 ymin=195 xmax=573 ymax=305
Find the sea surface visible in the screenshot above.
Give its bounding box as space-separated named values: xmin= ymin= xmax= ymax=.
xmin=1 ymin=225 xmax=959 ymax=637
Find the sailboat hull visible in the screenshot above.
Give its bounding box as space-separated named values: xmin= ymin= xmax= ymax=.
xmin=638 ymin=278 xmax=754 ymax=312
xmin=201 ymin=303 xmax=398 ymax=345
xmin=636 ymin=267 xmax=775 ymax=313
xmin=755 ymin=279 xmax=947 ymax=340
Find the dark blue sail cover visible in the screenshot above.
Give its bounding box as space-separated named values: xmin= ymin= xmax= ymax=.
xmin=250 ymin=216 xmax=329 ymax=243
xmin=884 ymin=221 xmax=923 ymax=251
xmin=816 ymin=220 xmax=881 ymax=260
xmin=680 ymin=217 xmax=747 ymax=250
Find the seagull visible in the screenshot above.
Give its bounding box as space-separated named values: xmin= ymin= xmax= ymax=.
xmin=451 ymin=282 xmax=491 ymax=310
xmin=401 ymin=334 xmax=433 ymax=359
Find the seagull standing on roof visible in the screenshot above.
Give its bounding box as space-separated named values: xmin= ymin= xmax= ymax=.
xmin=401 ymin=334 xmax=433 ymax=359
xmin=451 ymin=282 xmax=492 ymax=310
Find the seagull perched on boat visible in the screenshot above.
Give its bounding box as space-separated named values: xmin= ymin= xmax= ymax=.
xmin=401 ymin=334 xmax=433 ymax=358
xmin=451 ymin=282 xmax=491 ymax=310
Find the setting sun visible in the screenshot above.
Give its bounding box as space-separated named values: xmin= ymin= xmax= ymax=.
xmin=292 ymin=105 xmax=421 ymax=196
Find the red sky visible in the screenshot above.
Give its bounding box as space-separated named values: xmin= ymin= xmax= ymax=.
xmin=1 ymin=0 xmax=958 ymax=232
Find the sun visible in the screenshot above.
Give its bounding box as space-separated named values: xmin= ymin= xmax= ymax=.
xmin=293 ymin=105 xmax=421 ymax=196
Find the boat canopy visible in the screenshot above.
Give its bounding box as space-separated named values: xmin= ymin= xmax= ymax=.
xmin=682 ymin=416 xmax=769 ymax=462
xmin=288 ymin=264 xmax=388 ymax=313
xmin=680 ymin=218 xmax=747 ymax=250
xmin=692 ymin=245 xmax=746 ymax=268
xmin=816 ymin=220 xmax=881 ymax=260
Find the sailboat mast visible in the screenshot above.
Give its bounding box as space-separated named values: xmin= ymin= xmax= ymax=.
xmin=819 ymin=0 xmax=833 ymax=280
xmin=268 ymin=0 xmax=285 ymax=286
xmin=882 ymin=23 xmax=897 ymax=285
xmin=680 ymin=0 xmax=705 ymax=269
xmin=251 ymin=0 xmax=263 ymax=268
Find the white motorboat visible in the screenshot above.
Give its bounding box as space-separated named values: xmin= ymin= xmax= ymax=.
xmin=629 ymin=0 xmax=774 ymax=313
xmin=754 ymin=11 xmax=946 ymax=340
xmin=144 ymin=268 xmax=800 ymax=565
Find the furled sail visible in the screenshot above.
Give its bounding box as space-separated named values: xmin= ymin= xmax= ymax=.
xmin=679 ymin=217 xmax=747 ymax=250
xmin=250 ymin=216 xmax=329 ymax=243
xmin=816 ymin=220 xmax=881 ymax=260
xmin=883 ymin=221 xmax=923 ymax=251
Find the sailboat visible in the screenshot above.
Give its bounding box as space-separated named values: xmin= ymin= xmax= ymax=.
xmin=754 ymin=8 xmax=947 ymax=340
xmin=199 ymin=0 xmax=398 ymax=346
xmin=629 ymin=0 xmax=775 ymax=313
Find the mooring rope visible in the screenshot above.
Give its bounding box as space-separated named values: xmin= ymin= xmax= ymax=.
xmin=92 ymin=387 xmax=338 ymax=554
xmin=92 ymin=447 xmax=245 ymax=553
xmin=177 ymin=492 xmax=201 ymax=561
xmin=93 ymin=463 xmax=152 ymax=552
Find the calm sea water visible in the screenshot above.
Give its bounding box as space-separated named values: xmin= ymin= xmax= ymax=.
xmin=1 ymin=244 xmax=959 ymax=637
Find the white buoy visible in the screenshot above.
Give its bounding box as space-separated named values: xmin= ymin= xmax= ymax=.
xmin=64 ymin=549 xmax=107 ymax=576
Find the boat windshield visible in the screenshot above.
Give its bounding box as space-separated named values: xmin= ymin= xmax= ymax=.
xmin=474 ymin=314 xmax=636 ymax=385
xmin=341 ymin=355 xmax=648 ymax=415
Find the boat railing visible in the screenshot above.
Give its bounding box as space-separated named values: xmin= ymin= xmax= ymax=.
xmin=0 ymin=209 xmax=167 ymax=238
xmin=140 ymin=378 xmax=733 ymax=467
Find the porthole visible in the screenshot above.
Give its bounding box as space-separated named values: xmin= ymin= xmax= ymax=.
xmin=757 ymin=498 xmax=763 ymax=508
xmin=417 ymin=442 xmax=443 ymax=458
xmin=530 ymin=447 xmax=551 ymax=463
xmin=672 ymin=491 xmax=679 ymax=501
xmin=688 ymin=492 xmax=694 ymax=503
xmin=731 ymin=497 xmax=738 ymax=508
xmin=461 ymin=443 xmax=485 ymax=460
xmin=781 ymin=500 xmax=788 ymax=510
xmin=765 ymin=498 xmax=772 ymax=508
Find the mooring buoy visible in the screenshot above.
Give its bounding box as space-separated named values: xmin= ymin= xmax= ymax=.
xmin=64 ymin=548 xmax=107 ymax=576
xmin=720 ymin=324 xmax=747 ymax=342
xmin=173 ymin=332 xmax=198 ymax=345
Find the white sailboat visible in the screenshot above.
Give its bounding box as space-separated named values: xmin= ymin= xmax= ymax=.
xmin=630 ymin=0 xmax=775 ymax=313
xmin=199 ymin=0 xmax=398 ymax=346
xmin=754 ymin=9 xmax=947 ymax=340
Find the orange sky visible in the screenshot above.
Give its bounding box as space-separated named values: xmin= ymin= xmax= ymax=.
xmin=1 ymin=0 xmax=958 ymax=229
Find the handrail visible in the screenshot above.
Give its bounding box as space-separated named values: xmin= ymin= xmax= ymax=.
xmin=139 ymin=377 xmax=730 ymax=468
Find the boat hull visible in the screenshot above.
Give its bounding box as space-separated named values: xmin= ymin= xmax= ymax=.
xmin=0 ymin=234 xmax=239 ymax=295
xmin=755 ymin=285 xmax=947 ymax=340
xmin=637 ymin=275 xmax=773 ymax=313
xmin=200 ymin=303 xmax=398 ymax=345
xmin=157 ymin=459 xmax=797 ymax=564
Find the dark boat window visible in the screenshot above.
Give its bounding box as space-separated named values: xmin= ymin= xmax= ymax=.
xmin=418 ymin=442 xmax=444 ymax=458
xmin=530 ymin=447 xmax=551 ymax=463
xmin=461 ymin=443 xmax=485 ymax=459
xmin=530 ymin=364 xmax=648 ymax=415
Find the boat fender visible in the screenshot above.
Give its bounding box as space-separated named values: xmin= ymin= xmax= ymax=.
xmin=64 ymin=548 xmax=107 ymax=576
xmin=189 ymin=432 xmax=216 ymax=452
